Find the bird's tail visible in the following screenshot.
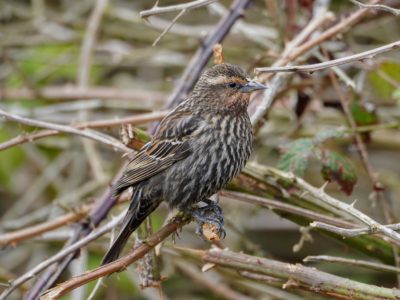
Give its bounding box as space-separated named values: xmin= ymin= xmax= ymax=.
xmin=102 ymin=189 xmax=159 ymax=265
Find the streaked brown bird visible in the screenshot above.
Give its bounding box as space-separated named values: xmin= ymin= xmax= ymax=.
xmin=102 ymin=63 xmax=267 ymax=264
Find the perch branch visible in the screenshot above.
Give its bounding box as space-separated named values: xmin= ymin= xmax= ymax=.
xmin=40 ymin=216 xmax=189 ymax=299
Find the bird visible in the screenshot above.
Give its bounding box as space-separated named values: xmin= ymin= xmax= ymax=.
xmin=102 ymin=63 xmax=267 ymax=265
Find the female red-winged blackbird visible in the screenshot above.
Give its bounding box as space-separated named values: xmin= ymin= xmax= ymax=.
xmin=102 ymin=63 xmax=267 ymax=264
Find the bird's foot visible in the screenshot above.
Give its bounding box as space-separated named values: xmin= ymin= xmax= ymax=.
xmin=191 ymin=200 xmax=225 ymax=241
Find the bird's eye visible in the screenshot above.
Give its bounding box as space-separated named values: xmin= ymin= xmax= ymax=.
xmin=228 ymin=82 xmax=238 ymax=88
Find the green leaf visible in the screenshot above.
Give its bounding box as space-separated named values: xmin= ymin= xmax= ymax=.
xmin=368 ymin=62 xmax=400 ymax=101
xmin=277 ymin=138 xmax=314 ymax=177
xmin=350 ymin=101 xmax=378 ymax=126
xmin=320 ymin=150 xmax=357 ymax=195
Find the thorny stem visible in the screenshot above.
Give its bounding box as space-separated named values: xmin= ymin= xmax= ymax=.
xmin=304 ymin=255 xmax=400 ymax=274
xmin=203 ymin=248 xmax=400 ymax=299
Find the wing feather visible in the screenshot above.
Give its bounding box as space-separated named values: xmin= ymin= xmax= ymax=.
xmin=113 ymin=112 xmax=203 ymax=195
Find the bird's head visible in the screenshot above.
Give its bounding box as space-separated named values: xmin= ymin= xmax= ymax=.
xmin=191 ymin=63 xmax=267 ymax=113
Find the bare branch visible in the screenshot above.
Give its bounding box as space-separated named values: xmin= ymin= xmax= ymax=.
xmin=0 ymin=205 xmax=91 ymax=246
xmin=162 ymin=0 xmax=251 ymax=111
xmin=0 ymin=109 xmax=131 ymax=153
xmin=249 ymin=5 xmax=333 ymax=125
xmin=311 ymin=221 xmax=400 ymax=237
xmin=304 ymin=255 xmax=400 ymax=274
xmin=152 ymin=9 xmax=187 ymax=46
xmin=175 ymin=260 xmax=251 ymax=300
xmin=0 ymin=211 xmax=125 ymax=300
xmin=204 ymin=248 xmax=400 ymax=299
xmin=40 ymin=216 xmax=189 ymax=299
xmin=349 ymin=0 xmax=400 ymax=16
xmin=0 ymin=111 xmax=167 ymax=151
xmin=281 ymin=168 xmax=400 ymax=245
xmin=255 ymin=40 xmax=400 ymax=73
xmin=140 ymin=0 xmax=218 ymax=18
xmin=78 ymin=0 xmax=108 ymax=88
xmin=221 ymin=190 xmax=356 ymax=229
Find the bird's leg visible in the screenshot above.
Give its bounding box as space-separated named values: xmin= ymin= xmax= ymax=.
xmin=190 ymin=198 xmax=225 ymax=240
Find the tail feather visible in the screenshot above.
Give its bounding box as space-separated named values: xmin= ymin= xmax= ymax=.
xmin=102 ymin=190 xmax=158 ymax=265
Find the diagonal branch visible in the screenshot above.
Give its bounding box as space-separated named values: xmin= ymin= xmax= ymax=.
xmin=255 ymin=40 xmax=400 ymax=73
xmin=140 ymin=0 xmax=218 ymax=18
xmin=260 ymin=165 xmax=400 ymax=245
xmin=349 ymin=0 xmax=400 ymax=16
xmin=0 ymin=211 xmax=125 ymax=300
xmin=40 ymin=216 xmax=189 ymax=300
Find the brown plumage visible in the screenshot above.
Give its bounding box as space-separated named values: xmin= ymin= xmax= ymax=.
xmin=102 ymin=63 xmax=267 ymax=264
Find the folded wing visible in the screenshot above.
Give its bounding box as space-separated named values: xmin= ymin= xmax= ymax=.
xmin=113 ymin=111 xmax=204 ymax=195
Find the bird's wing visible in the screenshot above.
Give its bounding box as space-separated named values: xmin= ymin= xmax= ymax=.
xmin=113 ymin=111 xmax=204 ymax=194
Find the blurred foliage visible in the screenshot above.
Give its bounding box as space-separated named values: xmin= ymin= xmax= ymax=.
xmin=278 ymin=131 xmax=357 ymax=195
xmin=1 ymin=0 xmax=400 ymax=299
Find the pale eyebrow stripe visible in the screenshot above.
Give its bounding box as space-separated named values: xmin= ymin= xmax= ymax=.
xmin=205 ymin=76 xmax=247 ymax=85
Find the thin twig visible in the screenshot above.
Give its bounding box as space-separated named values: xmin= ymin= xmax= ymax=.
xmin=255 ymin=40 xmax=400 ymax=73
xmin=311 ymin=221 xmax=400 ymax=237
xmin=247 ymin=164 xmax=400 ymax=245
xmin=292 ymin=173 xmax=400 ymax=245
xmin=249 ymin=3 xmax=332 ymax=125
xmin=287 ymin=0 xmax=383 ymax=62
xmin=349 ymin=0 xmax=400 ymax=16
xmin=221 ymin=190 xmax=356 ymax=229
xmin=0 ymin=110 xmax=167 ymax=151
xmin=21 ymin=165 xmax=128 ymax=300
xmin=78 ymin=0 xmax=108 ymax=88
xmin=304 ymin=255 xmax=400 ymax=274
xmin=0 ymin=205 xmax=91 ymax=246
xmin=152 ymin=9 xmax=186 ymax=46
xmin=0 ymin=109 xmax=131 ymax=153
xmin=250 ymin=0 xmax=384 ymax=125
xmin=325 ymin=52 xmax=400 ymax=284
xmin=162 ymin=0 xmax=251 ymax=111
xmin=326 ymin=54 xmax=390 ymax=216
xmin=0 ymin=211 xmax=125 ymax=300
xmin=175 ymin=260 xmax=251 ymax=300
xmin=140 ymin=0 xmax=218 ymax=18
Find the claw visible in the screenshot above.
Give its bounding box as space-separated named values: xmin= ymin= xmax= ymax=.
xmin=190 ymin=199 xmax=226 ymax=241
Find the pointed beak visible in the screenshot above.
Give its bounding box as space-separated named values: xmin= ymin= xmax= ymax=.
xmin=240 ymin=80 xmax=268 ymax=93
